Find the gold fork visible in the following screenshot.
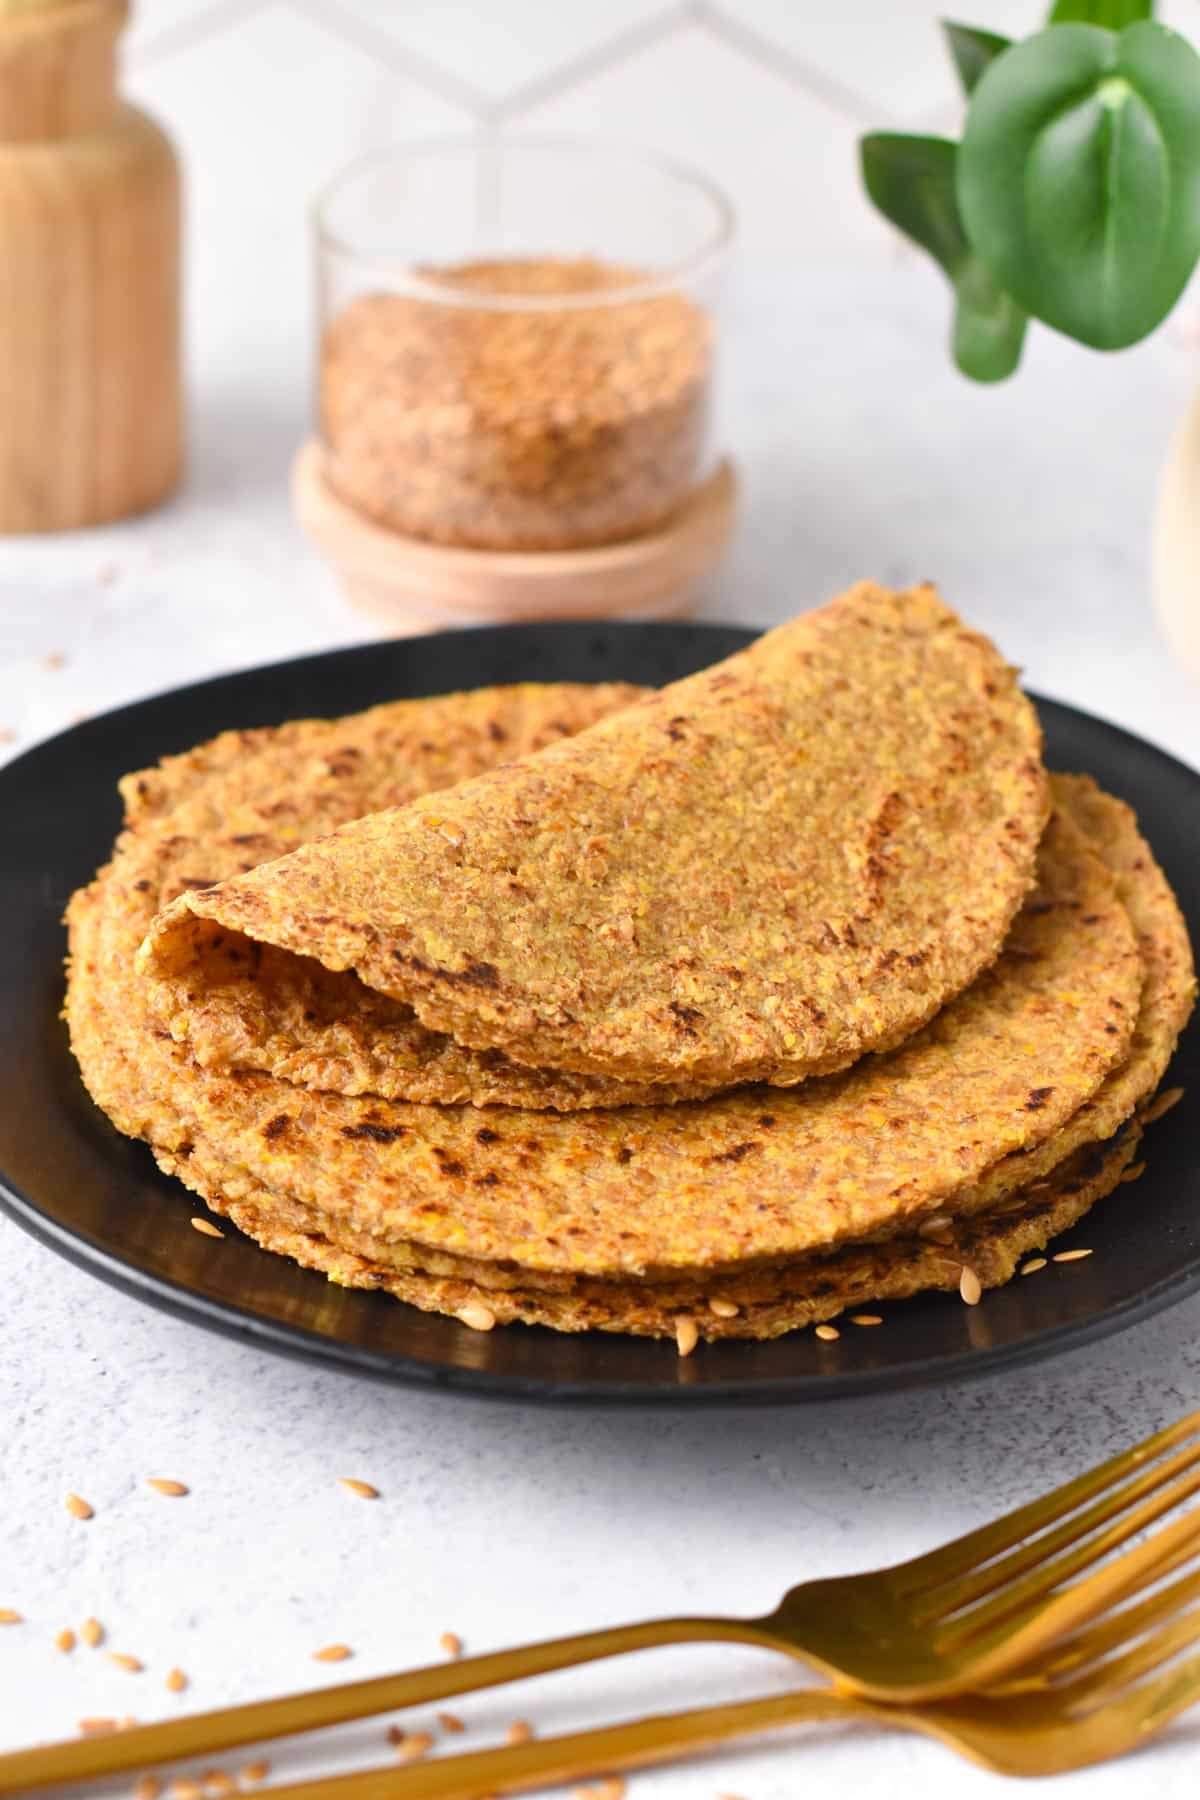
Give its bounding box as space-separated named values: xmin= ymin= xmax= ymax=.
xmin=254 ymin=1564 xmax=1200 ymax=1794
xmin=3 ymin=1408 xmax=1200 ymax=1794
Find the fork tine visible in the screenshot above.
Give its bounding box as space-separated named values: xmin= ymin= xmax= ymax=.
xmin=921 ymin=1438 xmax=1200 ymax=1627
xmin=1028 ymin=1554 xmax=1200 ymax=1686
xmin=938 ymin=1501 xmax=1200 ymax=1687
xmin=1062 ymin=1600 xmax=1200 ymax=1708
xmin=893 ymin=1409 xmax=1200 ymax=1594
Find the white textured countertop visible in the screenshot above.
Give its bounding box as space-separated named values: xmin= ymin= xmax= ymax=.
xmin=3 ymin=265 xmax=1200 ymax=1798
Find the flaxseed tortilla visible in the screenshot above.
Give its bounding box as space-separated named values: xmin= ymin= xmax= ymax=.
xmin=152 ymin=1127 xmax=1141 ymax=1340
xmin=69 ymin=738 xmax=1161 ymax=1280
xmin=139 ymin=584 xmax=1050 ymax=1090
xmin=120 ymin=680 xmax=705 ymax=1111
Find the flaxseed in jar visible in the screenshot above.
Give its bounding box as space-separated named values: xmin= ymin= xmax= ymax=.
xmin=319 ymin=256 xmax=714 ymax=553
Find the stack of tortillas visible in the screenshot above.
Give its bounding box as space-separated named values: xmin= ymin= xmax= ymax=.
xmin=66 ymin=583 xmax=1195 ymax=1347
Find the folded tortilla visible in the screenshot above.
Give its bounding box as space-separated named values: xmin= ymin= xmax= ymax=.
xmin=138 ymin=583 xmax=1050 ymax=1094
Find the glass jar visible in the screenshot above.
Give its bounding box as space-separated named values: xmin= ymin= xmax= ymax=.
xmin=314 ymin=137 xmax=732 ymax=555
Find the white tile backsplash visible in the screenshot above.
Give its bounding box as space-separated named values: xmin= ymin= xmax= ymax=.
xmin=326 ymin=0 xmax=682 ymax=103
xmin=122 ymin=0 xmax=1200 ymax=265
xmin=521 ymin=19 xmax=890 ymax=257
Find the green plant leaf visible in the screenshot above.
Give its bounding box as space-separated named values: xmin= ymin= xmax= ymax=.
xmin=860 ymin=133 xmax=1028 ymax=380
xmin=952 ymin=259 xmax=1029 ymax=379
xmin=943 ymin=21 xmax=1011 ymax=95
xmin=1048 ymin=0 xmax=1152 ymax=27
xmin=862 ymin=134 xmax=967 ymax=273
xmin=958 ymin=22 xmax=1200 ymax=349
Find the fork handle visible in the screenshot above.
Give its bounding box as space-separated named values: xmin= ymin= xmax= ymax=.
xmin=0 ymin=1615 xmax=775 ymax=1793
xmin=255 ymin=1688 xmax=881 ymax=1800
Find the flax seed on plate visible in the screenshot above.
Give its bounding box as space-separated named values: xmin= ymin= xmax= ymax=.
xmin=850 ymin=1314 xmax=882 ymax=1326
xmin=313 ymin=1644 xmax=352 ymax=1662
xmin=814 ymin=1323 xmax=840 ymax=1341
xmin=56 ymin=1627 xmax=76 ymax=1652
xmin=440 ymin=1631 xmax=463 ymax=1658
xmin=65 ymin=1492 xmax=94 ymax=1520
xmin=0 ymin=1609 xmax=21 ymax=1624
xmin=166 ymin=1667 xmax=188 ymax=1693
xmin=239 ymin=1762 xmax=270 ymax=1786
xmin=339 ymin=1478 xmax=379 ymax=1499
xmin=959 ymin=1266 xmax=983 ymax=1306
xmin=438 ymin=1711 xmax=465 ymax=1734
xmin=507 ymin=1720 xmax=535 ymax=1745
xmin=674 ymin=1316 xmax=699 ymax=1357
xmin=1053 ymin=1248 xmax=1093 ymax=1263
xmin=81 ymin=1616 xmax=104 ymax=1647
xmin=1021 ymin=1257 xmax=1048 ymax=1276
xmin=132 ymin=1778 xmax=162 ymax=1800
xmin=190 ymin=1218 xmax=224 ymax=1239
xmin=110 ymin=1652 xmax=143 ymax=1673
xmin=457 ymin=1301 xmax=496 ymax=1332
xmin=147 ymin=1479 xmax=189 ymax=1497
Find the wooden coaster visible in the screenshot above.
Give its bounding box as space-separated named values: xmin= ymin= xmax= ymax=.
xmin=292 ymin=439 xmax=738 ymax=636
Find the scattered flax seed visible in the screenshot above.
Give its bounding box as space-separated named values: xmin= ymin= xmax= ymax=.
xmin=0 ymin=1609 xmax=21 ymax=1625
xmin=457 ymin=1301 xmax=496 ymax=1332
xmin=190 ymin=1218 xmax=224 ymax=1239
xmin=959 ymin=1267 xmax=983 ymax=1307
xmin=437 ymin=1711 xmax=465 ymax=1734
xmin=169 ymin=1782 xmax=201 ymax=1800
xmin=1021 ymin=1258 xmax=1048 ymax=1276
xmin=78 ymin=1718 xmax=118 ymax=1736
xmin=238 ymin=1763 xmax=271 ymax=1785
xmin=81 ymin=1617 xmax=104 ymax=1648
xmin=674 ymin=1315 xmax=699 ymax=1357
xmin=815 ymin=1323 xmax=840 ymax=1342
xmin=110 ymin=1653 xmax=144 ymax=1673
xmin=65 ymin=1493 xmax=94 ymax=1521
xmin=203 ymin=1771 xmax=235 ymax=1795
xmin=56 ymin=1628 xmax=76 ymax=1652
xmin=393 ymin=1731 xmax=433 ymax=1763
xmin=339 ymin=1478 xmax=379 ymax=1499
xmin=1053 ymin=1248 xmax=1093 ymax=1263
xmin=148 ymin=1479 xmax=189 ymax=1497
xmin=507 ymin=1720 xmax=535 ymax=1745
xmin=708 ymin=1297 xmax=740 ymax=1319
xmin=850 ymin=1314 xmax=882 ymax=1327
xmin=440 ymin=1631 xmax=463 ymax=1659
xmin=132 ymin=1778 xmax=162 ymax=1800
xmin=1119 ymin=1162 xmax=1147 ymax=1185
xmin=166 ymin=1667 xmax=188 ymax=1693
xmin=44 ymin=650 xmax=66 ymax=670
xmin=312 ymin=1644 xmax=352 ymax=1663
xmin=1143 ymin=1085 xmax=1184 ymax=1124
xmin=574 ymin=1780 xmax=627 ymax=1800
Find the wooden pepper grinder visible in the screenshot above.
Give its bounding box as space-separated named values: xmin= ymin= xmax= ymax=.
xmin=0 ymin=0 xmax=181 ymax=532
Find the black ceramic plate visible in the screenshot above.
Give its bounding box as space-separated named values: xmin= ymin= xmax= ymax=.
xmin=1 ymin=622 xmax=1197 ymax=1405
